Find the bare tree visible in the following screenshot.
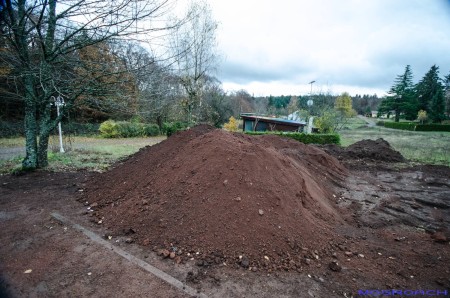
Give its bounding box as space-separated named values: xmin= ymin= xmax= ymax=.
xmin=0 ymin=0 xmax=178 ymax=169
xmin=168 ymin=0 xmax=219 ymax=125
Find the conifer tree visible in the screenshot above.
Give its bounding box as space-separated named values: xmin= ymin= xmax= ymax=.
xmin=415 ymin=65 xmax=442 ymax=113
xmin=379 ymin=65 xmax=415 ymax=122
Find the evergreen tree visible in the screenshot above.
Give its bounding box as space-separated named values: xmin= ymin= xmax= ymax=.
xmin=379 ymin=65 xmax=415 ymax=122
xmin=415 ymin=65 xmax=442 ymax=112
xmin=429 ymin=87 xmax=445 ymax=123
xmin=444 ymin=72 xmax=450 ymax=117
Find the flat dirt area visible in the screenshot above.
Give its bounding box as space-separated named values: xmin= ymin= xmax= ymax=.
xmin=0 ymin=126 xmax=449 ymax=297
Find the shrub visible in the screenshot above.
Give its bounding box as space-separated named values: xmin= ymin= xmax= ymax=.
xmin=223 ymin=116 xmax=239 ymax=132
xmin=162 ymin=122 xmax=188 ymax=137
xmin=99 ymin=120 xmax=120 ymax=138
xmin=245 ymin=131 xmax=340 ymax=145
xmin=115 ymin=121 xmax=139 ymax=137
xmin=376 ymin=121 xmax=385 ymax=127
xmin=143 ymin=123 xmax=160 ymax=136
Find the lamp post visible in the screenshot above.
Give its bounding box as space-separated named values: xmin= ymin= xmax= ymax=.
xmin=309 ymin=80 xmax=315 ymax=95
xmin=52 ymin=95 xmax=65 ymax=153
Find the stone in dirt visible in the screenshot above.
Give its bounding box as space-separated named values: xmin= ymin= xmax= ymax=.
xmin=329 ymin=261 xmax=342 ymax=272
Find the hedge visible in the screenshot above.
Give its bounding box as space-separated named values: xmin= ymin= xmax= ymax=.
xmin=380 ymin=121 xmax=450 ymax=132
xmin=415 ymin=124 xmax=450 ymax=132
xmin=383 ymin=122 xmax=416 ymax=131
xmin=99 ymin=120 xmax=160 ymax=138
xmin=245 ymin=131 xmax=340 ymax=145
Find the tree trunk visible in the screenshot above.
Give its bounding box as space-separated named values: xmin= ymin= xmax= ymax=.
xmin=37 ymin=100 xmax=53 ymax=168
xmin=395 ymin=110 xmax=400 ymax=122
xmin=22 ymin=75 xmax=38 ymax=169
xmin=37 ymin=134 xmax=50 ymax=168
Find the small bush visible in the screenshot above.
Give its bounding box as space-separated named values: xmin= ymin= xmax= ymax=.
xmin=143 ymin=123 xmax=160 ymax=136
xmin=376 ymin=121 xmax=385 ymax=127
xmin=162 ymin=122 xmax=188 ymax=137
xmin=223 ymin=116 xmax=239 ymax=132
xmin=245 ymin=131 xmax=340 ymax=145
xmin=99 ymin=120 xmax=120 ymax=138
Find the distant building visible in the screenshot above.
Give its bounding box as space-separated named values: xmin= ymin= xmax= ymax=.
xmin=241 ymin=114 xmax=306 ymax=132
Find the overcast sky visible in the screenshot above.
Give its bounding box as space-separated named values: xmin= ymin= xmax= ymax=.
xmin=206 ymin=0 xmax=450 ymax=97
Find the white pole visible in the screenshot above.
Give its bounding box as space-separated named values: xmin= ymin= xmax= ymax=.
xmin=54 ymin=96 xmax=65 ymax=153
xmin=56 ymin=104 xmax=65 ymax=153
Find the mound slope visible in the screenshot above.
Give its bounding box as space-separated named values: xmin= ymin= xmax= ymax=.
xmin=83 ymin=125 xmax=348 ymax=270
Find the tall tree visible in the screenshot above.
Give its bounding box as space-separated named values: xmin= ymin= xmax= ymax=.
xmin=415 ymin=65 xmax=442 ymax=113
xmin=0 ymin=0 xmax=176 ymax=169
xmin=379 ymin=65 xmax=415 ymax=122
xmin=444 ymin=72 xmax=450 ymax=117
xmin=168 ymin=0 xmax=219 ymax=125
xmin=429 ymin=87 xmax=445 ymax=123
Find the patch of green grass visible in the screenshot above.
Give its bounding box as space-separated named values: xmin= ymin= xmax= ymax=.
xmin=340 ymin=125 xmax=450 ymax=166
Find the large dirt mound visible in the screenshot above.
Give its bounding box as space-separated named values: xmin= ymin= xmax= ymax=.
xmin=82 ymin=125 xmax=348 ymax=271
xmin=320 ymin=138 xmax=405 ymax=163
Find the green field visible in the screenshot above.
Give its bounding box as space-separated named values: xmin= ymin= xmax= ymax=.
xmin=339 ymin=117 xmax=450 ymax=166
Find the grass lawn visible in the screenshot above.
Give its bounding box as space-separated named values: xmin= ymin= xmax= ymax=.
xmin=339 ymin=117 xmax=450 ymax=166
xmin=0 ymin=135 xmax=166 ymax=173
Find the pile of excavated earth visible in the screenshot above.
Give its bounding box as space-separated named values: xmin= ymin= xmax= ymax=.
xmin=81 ymin=125 xmax=404 ymax=271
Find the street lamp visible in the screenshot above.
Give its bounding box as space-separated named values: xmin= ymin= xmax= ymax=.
xmin=309 ymin=80 xmax=315 ymax=95
xmin=52 ymin=95 xmax=65 ymax=153
xmin=307 ymin=80 xmax=316 ymax=134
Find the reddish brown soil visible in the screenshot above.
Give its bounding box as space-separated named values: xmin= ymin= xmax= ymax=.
xmin=319 ymin=138 xmax=405 ymax=163
xmin=1 ymin=127 xmax=449 ymax=297
xmin=83 ymin=125 xmax=348 ymax=271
